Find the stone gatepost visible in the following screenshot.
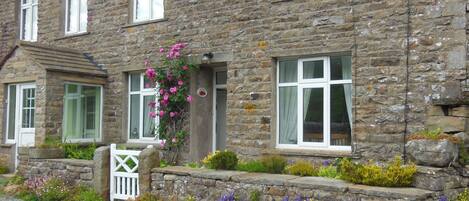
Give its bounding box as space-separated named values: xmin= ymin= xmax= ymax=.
xmin=93 ymin=146 xmax=110 ymax=200
xmin=138 ymin=145 xmax=160 ymax=194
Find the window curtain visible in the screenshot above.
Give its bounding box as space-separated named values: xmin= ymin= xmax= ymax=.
xmin=279 ymin=60 xmax=298 ymax=144
xmin=341 ymin=56 xmax=352 ymax=128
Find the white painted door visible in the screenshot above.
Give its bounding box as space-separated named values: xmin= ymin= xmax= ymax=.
xmin=17 ymin=84 xmax=36 ymax=147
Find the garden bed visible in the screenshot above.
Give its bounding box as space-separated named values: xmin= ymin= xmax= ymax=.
xmin=151 ymin=166 xmax=437 ymax=201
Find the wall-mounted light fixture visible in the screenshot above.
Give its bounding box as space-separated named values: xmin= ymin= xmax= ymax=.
xmin=201 ymin=52 xmax=214 ymax=64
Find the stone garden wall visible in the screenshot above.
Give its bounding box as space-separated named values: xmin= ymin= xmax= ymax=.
xmin=17 ymin=146 xmax=110 ymax=199
xmin=22 ymin=158 xmax=95 ymax=186
xmin=151 ymin=166 xmax=439 ymax=201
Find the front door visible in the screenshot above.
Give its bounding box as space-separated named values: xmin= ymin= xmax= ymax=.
xmin=213 ymin=70 xmax=227 ymax=151
xmin=17 ymin=84 xmax=36 ymax=147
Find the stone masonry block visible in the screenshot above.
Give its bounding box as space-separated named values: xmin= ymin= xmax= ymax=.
xmin=426 ymin=116 xmax=466 ymax=133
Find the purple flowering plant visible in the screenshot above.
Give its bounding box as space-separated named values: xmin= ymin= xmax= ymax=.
xmin=145 ymin=42 xmax=197 ymax=164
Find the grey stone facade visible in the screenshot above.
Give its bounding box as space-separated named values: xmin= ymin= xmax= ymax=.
xmin=0 ymin=0 xmax=467 ymax=166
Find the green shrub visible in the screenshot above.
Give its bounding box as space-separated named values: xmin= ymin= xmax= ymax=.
xmin=38 ymin=136 xmax=62 ymax=149
xmin=185 ymin=162 xmax=201 ymax=168
xmin=63 ymin=143 xmax=96 ymax=160
xmin=0 ymin=166 xmax=9 ymax=174
xmin=8 ymin=174 xmax=25 ymax=185
xmin=236 ymin=160 xmax=267 ymax=173
xmin=185 ymin=195 xmax=196 ymax=201
xmin=317 ymin=165 xmax=340 ymax=179
xmin=69 ymin=186 xmax=104 ymax=201
xmin=160 ymin=160 xmax=169 ymax=168
xmin=285 ymin=160 xmax=317 ymax=176
xmin=456 ymin=189 xmax=469 ymax=201
xmin=249 ymin=190 xmax=261 ymax=201
xmin=39 ymin=178 xmax=70 ymax=201
xmin=338 ymin=157 xmax=416 ymax=187
xmin=203 ymin=150 xmax=238 ymax=170
xmin=260 ymin=155 xmax=287 ymax=174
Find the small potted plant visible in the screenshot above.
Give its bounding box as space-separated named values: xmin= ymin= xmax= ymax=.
xmin=406 ymin=128 xmax=460 ymax=167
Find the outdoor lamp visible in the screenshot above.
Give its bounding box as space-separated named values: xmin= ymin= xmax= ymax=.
xmin=202 ymin=52 xmax=214 ymax=64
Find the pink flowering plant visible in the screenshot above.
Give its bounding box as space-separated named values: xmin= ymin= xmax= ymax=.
xmin=145 ymin=42 xmax=197 ymax=164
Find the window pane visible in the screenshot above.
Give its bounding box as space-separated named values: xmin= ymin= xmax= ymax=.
xmin=215 ymin=89 xmax=227 ymax=150
xmin=152 ymin=0 xmax=164 ymax=19
xmin=7 ymin=85 xmax=16 ymax=140
xmin=216 ymin=71 xmax=227 ymax=85
xmin=331 ymin=56 xmax=352 ymax=80
xmin=129 ymin=95 xmax=140 ymax=139
xmin=279 ymin=60 xmax=297 ymax=83
xmin=79 ymin=0 xmax=88 ymax=32
xmin=67 ymin=0 xmax=79 ymax=33
xmin=63 ymin=85 xmax=101 ymax=140
xmin=303 ymin=60 xmax=324 ymax=79
xmin=331 ymin=84 xmax=352 ymax=146
xmin=32 ymin=5 xmax=37 ymax=41
xmin=22 ymin=8 xmax=31 ymax=40
xmin=64 ymin=96 xmax=81 ymax=139
xmin=83 ymin=86 xmax=100 ymax=139
xmin=303 ymin=88 xmax=323 ymax=143
xmin=143 ymin=96 xmax=156 ymax=138
xmin=144 ymin=75 xmax=155 ymax=89
xmin=130 ymin=73 xmax=141 ymax=91
xmin=21 ymin=88 xmax=35 ymax=128
xmin=136 ymin=0 xmax=150 ymax=21
xmin=67 ymin=84 xmax=78 ymax=93
xmin=279 ymin=86 xmax=297 ymax=144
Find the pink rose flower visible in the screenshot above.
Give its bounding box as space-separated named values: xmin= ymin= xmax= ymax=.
xmin=177 ymin=80 xmax=184 ymax=86
xmin=170 ymin=112 xmax=176 ymax=118
xmin=159 ymin=48 xmax=165 ymax=53
xmin=159 ymin=89 xmax=165 ymax=95
xmin=145 ymin=68 xmax=156 ymax=79
xmin=159 ymin=111 xmax=165 ymax=117
xmin=186 ymin=95 xmax=193 ymax=103
xmin=170 ymin=87 xmax=177 ymax=94
xmin=172 ymin=138 xmax=177 ymax=143
xmin=149 ymin=112 xmax=157 ymax=118
xmin=160 ymin=140 xmax=165 ymax=147
xmin=163 ymin=94 xmax=169 ymax=101
xmin=182 ymin=65 xmax=189 ymax=70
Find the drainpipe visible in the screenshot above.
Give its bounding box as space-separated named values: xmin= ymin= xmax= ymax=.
xmin=403 ymin=0 xmax=412 ymax=162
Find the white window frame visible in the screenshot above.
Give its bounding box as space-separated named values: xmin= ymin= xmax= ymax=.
xmin=127 ymin=73 xmax=160 ymax=143
xmin=64 ymin=0 xmax=87 ymax=35
xmin=132 ymin=0 xmax=164 ymax=23
xmin=62 ymin=82 xmax=103 ymax=143
xmin=20 ymin=0 xmax=38 ymax=41
xmin=276 ymin=56 xmax=352 ymax=151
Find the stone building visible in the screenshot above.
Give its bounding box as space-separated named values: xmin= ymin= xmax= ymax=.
xmin=0 ymin=0 xmax=467 ymax=171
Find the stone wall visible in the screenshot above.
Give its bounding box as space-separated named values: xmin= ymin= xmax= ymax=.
xmin=151 ymin=166 xmax=438 ymax=201
xmin=22 ymin=158 xmax=95 ymax=186
xmin=17 ymin=146 xmax=110 ymax=199
xmin=0 ymin=0 xmax=468 ymax=162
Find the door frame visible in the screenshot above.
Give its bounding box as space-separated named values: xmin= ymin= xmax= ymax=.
xmin=212 ymin=68 xmax=227 ymax=152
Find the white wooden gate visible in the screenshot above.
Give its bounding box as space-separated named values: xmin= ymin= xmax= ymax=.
xmin=110 ymin=144 xmax=141 ymax=200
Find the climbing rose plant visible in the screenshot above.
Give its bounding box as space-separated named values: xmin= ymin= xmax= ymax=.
xmin=145 ymin=42 xmax=197 ymax=164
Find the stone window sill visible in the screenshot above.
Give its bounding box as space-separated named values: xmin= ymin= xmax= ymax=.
xmin=122 ymin=18 xmax=168 ymax=28
xmin=0 ymin=144 xmax=14 ymax=148
xmin=262 ymin=148 xmax=356 ymax=158
xmin=55 ymin=32 xmax=90 ymax=41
